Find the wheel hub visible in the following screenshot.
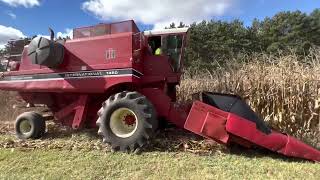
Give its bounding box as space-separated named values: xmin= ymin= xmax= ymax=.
xmin=20 ymin=119 xmax=32 ymax=135
xmin=110 ymin=108 xmax=138 ymax=138
xmin=124 ymin=115 xmax=136 ymax=126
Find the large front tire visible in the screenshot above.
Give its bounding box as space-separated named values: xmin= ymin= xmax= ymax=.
xmin=96 ymin=91 xmax=158 ymax=152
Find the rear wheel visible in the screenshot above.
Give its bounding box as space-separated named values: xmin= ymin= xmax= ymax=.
xmin=15 ymin=112 xmax=46 ymax=139
xmin=96 ymin=91 xmax=158 ymax=152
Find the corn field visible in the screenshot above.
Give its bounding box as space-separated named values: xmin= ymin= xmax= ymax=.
xmin=178 ymin=50 xmax=320 ymax=147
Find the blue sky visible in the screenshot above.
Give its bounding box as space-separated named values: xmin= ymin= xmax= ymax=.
xmin=223 ymin=0 xmax=319 ymax=26
xmin=0 ymin=0 xmax=319 ymax=46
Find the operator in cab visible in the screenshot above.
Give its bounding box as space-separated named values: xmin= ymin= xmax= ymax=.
xmin=148 ymin=36 xmax=162 ymax=56
xmin=155 ymin=47 xmax=162 ymax=56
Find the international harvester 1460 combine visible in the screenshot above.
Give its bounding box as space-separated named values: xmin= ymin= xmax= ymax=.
xmin=0 ymin=20 xmax=319 ymax=162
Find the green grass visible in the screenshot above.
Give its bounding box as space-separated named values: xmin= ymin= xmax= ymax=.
xmin=0 ymin=149 xmax=318 ymax=180
xmin=0 ymin=127 xmax=319 ymax=180
xmin=0 ymin=145 xmax=320 ymax=179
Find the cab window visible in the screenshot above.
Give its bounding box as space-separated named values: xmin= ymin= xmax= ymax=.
xmin=148 ymin=36 xmax=161 ymax=55
xmin=162 ymin=35 xmax=183 ymax=72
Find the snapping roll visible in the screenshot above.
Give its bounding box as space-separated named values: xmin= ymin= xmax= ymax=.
xmin=27 ymin=37 xmax=64 ymax=68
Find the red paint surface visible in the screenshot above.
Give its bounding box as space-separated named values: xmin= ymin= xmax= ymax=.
xmin=140 ymin=88 xmax=189 ymax=128
xmin=0 ymin=75 xmax=137 ymax=93
xmin=185 ymin=101 xmax=320 ymax=162
xmin=0 ymin=20 xmax=188 ymax=131
xmin=185 ymin=101 xmax=230 ymax=143
xmin=226 ymin=114 xmax=320 ymax=162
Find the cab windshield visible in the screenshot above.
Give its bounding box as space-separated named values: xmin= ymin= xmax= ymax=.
xmin=161 ymin=34 xmax=184 ymax=72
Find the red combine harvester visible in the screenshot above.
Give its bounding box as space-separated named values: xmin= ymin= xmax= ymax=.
xmin=0 ymin=20 xmax=319 ymax=162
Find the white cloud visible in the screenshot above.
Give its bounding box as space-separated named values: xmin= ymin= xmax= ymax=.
xmin=57 ymin=28 xmax=73 ymax=39
xmin=7 ymin=12 xmax=17 ymax=19
xmin=0 ymin=25 xmax=25 ymax=48
xmin=0 ymin=0 xmax=40 ymax=8
xmin=35 ymin=28 xmax=73 ymax=40
xmin=82 ymin=0 xmax=235 ymax=30
xmin=36 ymin=34 xmax=50 ymax=39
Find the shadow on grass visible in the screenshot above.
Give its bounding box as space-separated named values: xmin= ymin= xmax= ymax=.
xmin=228 ymin=144 xmax=310 ymax=163
xmin=148 ymin=128 xmax=311 ymax=163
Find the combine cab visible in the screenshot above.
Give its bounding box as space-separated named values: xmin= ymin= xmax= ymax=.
xmin=0 ymin=20 xmax=319 ymax=161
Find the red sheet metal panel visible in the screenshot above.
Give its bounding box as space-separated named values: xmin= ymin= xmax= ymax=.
xmin=0 ymin=74 xmax=138 ymax=93
xmin=226 ymin=114 xmax=320 ymax=162
xmin=184 ymin=101 xmax=320 ymax=162
xmin=184 ymin=101 xmax=230 ymax=143
xmin=140 ymin=88 xmax=189 ymax=128
xmin=201 ymin=112 xmax=229 ymax=143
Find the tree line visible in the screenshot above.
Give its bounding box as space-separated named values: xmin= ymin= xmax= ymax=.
xmin=1 ymin=9 xmax=320 ymax=71
xmin=178 ymin=9 xmax=320 ymax=69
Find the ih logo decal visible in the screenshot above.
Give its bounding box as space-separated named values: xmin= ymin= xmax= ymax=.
xmin=106 ymin=48 xmax=116 ymax=60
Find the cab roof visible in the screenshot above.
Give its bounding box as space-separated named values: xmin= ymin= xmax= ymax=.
xmin=143 ymin=28 xmax=189 ymax=36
